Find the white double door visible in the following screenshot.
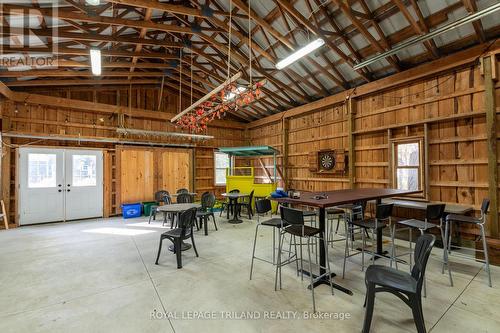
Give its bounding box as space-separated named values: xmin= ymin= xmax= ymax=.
xmin=19 ymin=148 xmax=103 ymax=225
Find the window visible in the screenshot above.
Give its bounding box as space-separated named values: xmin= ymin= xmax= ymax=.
xmin=28 ymin=153 xmax=57 ymax=188
xmin=72 ymin=155 xmax=97 ymax=186
xmin=214 ymin=152 xmax=230 ymax=186
xmin=393 ymin=139 xmax=424 ymax=195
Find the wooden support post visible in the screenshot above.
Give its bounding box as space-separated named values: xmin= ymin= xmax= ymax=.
xmin=387 ymin=128 xmax=393 ymax=188
xmin=483 ymin=55 xmax=499 ymax=238
xmin=282 ymin=117 xmax=289 ymax=189
xmin=424 ymin=123 xmax=430 ymax=201
xmin=1 ymin=119 xmax=12 ymax=227
xmin=103 ymin=150 xmax=112 ymax=218
xmin=347 ymin=97 xmax=356 ymax=188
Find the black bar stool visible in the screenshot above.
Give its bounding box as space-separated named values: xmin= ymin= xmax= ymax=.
xmin=249 ymin=199 xmax=288 ymax=279
xmin=391 ymin=204 xmax=453 ymax=295
xmin=276 ymin=206 xmax=334 ymax=313
xmin=445 ymin=198 xmax=492 ymax=287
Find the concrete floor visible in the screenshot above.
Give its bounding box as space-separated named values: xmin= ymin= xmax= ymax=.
xmin=0 ymin=213 xmax=498 ymax=333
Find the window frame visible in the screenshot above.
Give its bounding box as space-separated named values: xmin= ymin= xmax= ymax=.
xmin=214 ymin=152 xmax=231 ymax=186
xmin=391 ymin=137 xmax=425 ymax=199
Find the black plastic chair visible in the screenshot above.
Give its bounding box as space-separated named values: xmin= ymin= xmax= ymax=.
xmin=445 ymin=198 xmax=491 ymax=287
xmin=149 ymin=193 xmax=172 ymax=225
xmin=220 ymin=189 xmax=239 ymax=218
xmin=196 ymin=192 xmax=217 ymax=236
xmin=362 ymin=234 xmax=436 ymax=333
xmin=155 ymin=207 xmax=199 ymax=269
xmin=177 ymin=193 xmax=193 ymax=204
xmin=148 ymin=190 xmax=170 ymax=223
xmin=177 ymin=188 xmax=189 ymax=194
xmin=238 ymin=189 xmax=254 ymax=219
xmin=250 ymin=199 xmax=288 ymax=279
xmin=276 ymin=206 xmax=334 ymax=313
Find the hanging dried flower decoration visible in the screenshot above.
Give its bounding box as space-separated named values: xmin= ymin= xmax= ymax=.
xmin=175 ymin=81 xmax=264 ymax=133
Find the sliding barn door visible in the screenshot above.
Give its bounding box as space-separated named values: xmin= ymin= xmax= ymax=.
xmin=117 ymin=147 xmax=193 ymax=208
xmin=118 ymin=148 xmax=155 ymax=204
xmin=158 ymin=149 xmax=193 ymax=193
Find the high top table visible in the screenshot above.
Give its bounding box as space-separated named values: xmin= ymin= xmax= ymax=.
xmin=273 ymin=188 xmax=419 ymax=295
xmin=221 ymin=192 xmax=250 ymax=224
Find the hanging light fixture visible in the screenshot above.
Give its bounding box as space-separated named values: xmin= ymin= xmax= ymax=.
xmin=276 ymin=38 xmax=325 ymax=70
xmin=86 ymin=0 xmax=100 ymax=5
xmin=90 ymin=48 xmax=101 ymax=76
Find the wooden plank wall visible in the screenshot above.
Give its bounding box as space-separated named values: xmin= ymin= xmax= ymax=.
xmin=0 ymin=86 xmax=245 ymax=227
xmin=17 ymin=85 xmax=185 ymax=114
xmin=248 ymin=63 xmax=500 ymax=238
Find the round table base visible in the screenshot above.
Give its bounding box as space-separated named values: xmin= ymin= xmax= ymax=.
xmin=168 ymin=242 xmax=192 ymax=252
xmin=227 ymin=218 xmax=243 ymax=224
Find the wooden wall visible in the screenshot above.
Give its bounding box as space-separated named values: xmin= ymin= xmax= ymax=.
xmin=248 ymin=55 xmax=500 ymax=239
xmin=0 ymin=85 xmax=246 ymax=227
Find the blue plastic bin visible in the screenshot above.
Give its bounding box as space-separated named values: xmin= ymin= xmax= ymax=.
xmin=121 ymin=203 xmax=142 ymax=219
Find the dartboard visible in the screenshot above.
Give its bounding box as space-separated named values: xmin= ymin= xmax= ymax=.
xmin=320 ymin=152 xmax=335 ymax=170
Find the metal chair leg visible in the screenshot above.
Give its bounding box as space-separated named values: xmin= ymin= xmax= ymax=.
xmin=275 ymin=231 xmax=284 ymax=291
xmin=249 ymin=224 xmax=260 ymax=280
xmin=361 ymin=228 xmax=365 ymax=272
xmin=307 ymin=237 xmax=316 ymax=313
xmin=343 ymin=219 xmax=349 ymax=279
xmin=299 ymin=236 xmax=304 ymax=280
xmin=480 ymin=224 xmax=492 ymax=287
xmin=293 ymin=235 xmax=299 ymax=276
xmin=439 ymin=224 xmax=453 ymax=287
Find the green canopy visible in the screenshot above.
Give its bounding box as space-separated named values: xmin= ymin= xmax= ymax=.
xmin=218 ymin=146 xmax=279 ymax=157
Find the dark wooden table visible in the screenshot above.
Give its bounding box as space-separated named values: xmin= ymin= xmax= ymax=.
xmin=221 ymin=193 xmax=249 ymax=224
xmin=273 ymin=188 xmax=419 ymax=295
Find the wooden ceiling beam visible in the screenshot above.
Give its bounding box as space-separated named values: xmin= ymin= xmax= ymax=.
xmin=331 ymin=0 xmax=401 ymax=72
xmin=107 ymin=0 xmax=248 ymax=19
xmin=0 ymin=4 xmax=194 ymax=35
xmin=275 ymin=0 xmax=371 ymax=82
xmin=231 ymin=0 xmax=295 ymax=50
xmin=0 ymin=46 xmax=181 ymax=60
xmin=462 ymin=0 xmax=486 ymax=42
xmin=393 ymin=0 xmax=439 ymax=59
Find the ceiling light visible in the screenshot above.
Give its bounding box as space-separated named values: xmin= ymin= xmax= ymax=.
xmin=86 ymin=0 xmax=100 ymax=5
xmin=90 ymin=48 xmax=101 ymax=76
xmin=276 ymin=38 xmax=325 ymax=70
xmin=224 ymin=86 xmax=246 ymax=101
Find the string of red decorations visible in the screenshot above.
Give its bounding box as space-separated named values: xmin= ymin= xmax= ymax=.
xmin=175 ymin=81 xmax=264 ymax=132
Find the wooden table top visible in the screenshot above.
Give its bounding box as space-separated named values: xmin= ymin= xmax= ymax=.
xmin=381 ymin=198 xmax=473 ymax=215
xmin=272 ymin=188 xmax=420 ymax=209
xmin=157 ymin=203 xmax=201 ymax=212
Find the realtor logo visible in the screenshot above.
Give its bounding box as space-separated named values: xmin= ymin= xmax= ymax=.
xmin=0 ymin=1 xmax=58 ymax=69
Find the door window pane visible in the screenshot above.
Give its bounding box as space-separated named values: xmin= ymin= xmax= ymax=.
xmin=28 ymin=153 xmax=57 ymax=188
xmin=72 ymin=155 xmax=97 ymax=186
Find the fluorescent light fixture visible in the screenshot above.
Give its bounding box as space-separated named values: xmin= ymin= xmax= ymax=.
xmin=90 ymin=48 xmax=101 ymax=76
xmin=275 ymin=38 xmax=325 ymax=70
xmin=86 ymin=0 xmax=100 ymax=5
xmin=224 ymin=86 xmax=246 ymax=101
